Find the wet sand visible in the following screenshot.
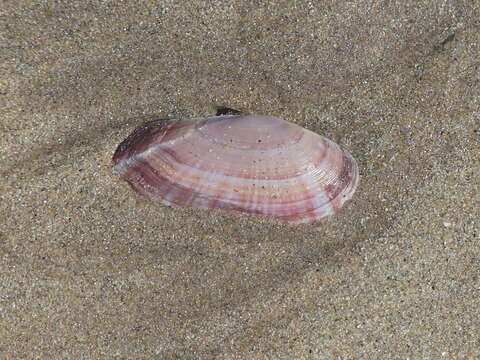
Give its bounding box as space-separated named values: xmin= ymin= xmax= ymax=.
xmin=1 ymin=1 xmax=479 ymax=358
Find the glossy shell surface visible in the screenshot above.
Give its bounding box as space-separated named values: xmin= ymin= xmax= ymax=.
xmin=113 ymin=115 xmax=359 ymax=224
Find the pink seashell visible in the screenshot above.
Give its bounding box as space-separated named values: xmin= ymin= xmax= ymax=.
xmin=113 ymin=115 xmax=359 ymax=224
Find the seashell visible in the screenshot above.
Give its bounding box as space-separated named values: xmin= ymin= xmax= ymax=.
xmin=113 ymin=115 xmax=359 ymax=224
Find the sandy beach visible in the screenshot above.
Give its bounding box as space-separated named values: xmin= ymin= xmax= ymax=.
xmin=1 ymin=1 xmax=479 ymax=358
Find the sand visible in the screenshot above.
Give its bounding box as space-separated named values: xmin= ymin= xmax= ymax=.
xmin=1 ymin=1 xmax=479 ymax=358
